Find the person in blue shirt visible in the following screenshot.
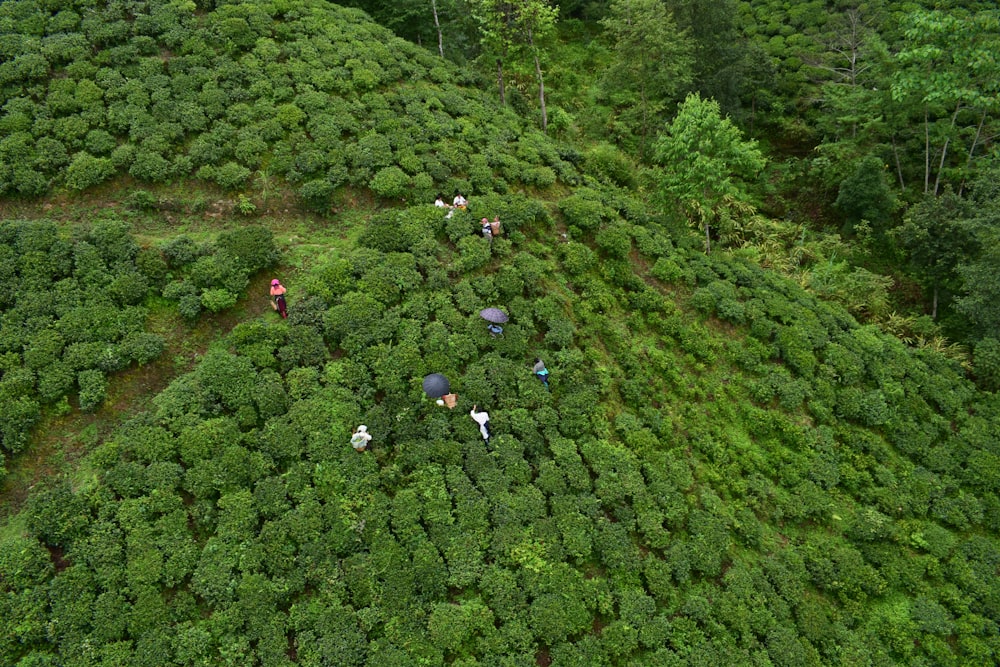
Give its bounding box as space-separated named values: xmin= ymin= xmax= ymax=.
xmin=533 ymin=358 xmax=550 ymax=390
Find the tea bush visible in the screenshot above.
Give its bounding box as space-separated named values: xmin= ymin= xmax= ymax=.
xmin=370 ymin=165 xmax=410 ymax=199
xmin=65 ymin=152 xmax=116 ymax=190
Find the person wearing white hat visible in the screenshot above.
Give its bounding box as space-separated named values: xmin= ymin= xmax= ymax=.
xmin=350 ymin=425 xmax=371 ymax=452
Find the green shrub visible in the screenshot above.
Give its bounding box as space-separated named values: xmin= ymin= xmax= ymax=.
xmin=973 ymin=337 xmax=1000 ymax=392
xmin=134 ymin=247 xmax=168 ymax=286
xmin=298 ymin=178 xmax=334 ymax=212
xmin=38 ymin=361 xmax=76 ymax=402
xmin=583 ymin=144 xmax=636 ymax=187
xmin=104 ymin=460 xmax=147 ymax=498
xmin=212 ymin=161 xmax=251 ymax=189
xmin=77 ymin=369 xmax=107 ymax=412
xmin=178 ymin=293 xmax=202 ymax=319
xmin=0 ymin=395 xmax=41 ymax=454
xmin=107 ymin=271 xmax=149 ymax=305
xmin=427 ymin=600 xmax=495 ymax=653
xmin=201 ymin=288 xmax=238 ymax=313
xmin=277 ymin=325 xmax=329 ymax=371
xmin=95 ymin=345 xmax=128 ymax=373
xmin=359 ymin=209 xmax=428 ymax=253
xmin=523 ymin=165 xmax=557 ymax=187
xmin=370 ymin=166 xmax=410 ymax=199
xmin=836 ymin=387 xmax=889 ymax=426
xmin=24 ymin=482 xmax=90 ymax=547
xmin=23 ymin=330 xmax=65 ymax=370
xmin=84 ymin=129 xmax=117 ymax=156
xmin=453 ymin=236 xmax=492 ymax=274
xmin=560 ymin=242 xmax=595 ymax=275
xmin=62 ymin=342 xmax=103 ymax=370
xmin=161 ymin=236 xmax=200 ymax=268
xmin=65 ymin=152 xmax=116 ymax=190
xmin=110 ymin=143 xmax=136 ymax=168
xmin=119 ymin=332 xmax=165 ymax=365
xmin=0 ymin=535 xmax=53 ymax=590
xmin=86 ymin=218 xmax=138 ymax=265
xmin=776 ymin=326 xmax=818 ymax=377
xmin=129 ymin=149 xmax=173 ymax=182
xmin=559 ymin=189 xmax=607 ymax=232
xmin=529 ymin=589 xmax=591 ymax=645
xmin=596 ymin=222 xmax=632 ymax=258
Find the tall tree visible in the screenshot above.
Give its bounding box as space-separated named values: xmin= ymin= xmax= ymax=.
xmin=654 ymin=93 xmax=766 ymax=253
xmin=338 ymin=0 xmax=478 ymax=60
xmin=890 ymin=8 xmax=1000 ymax=195
xmin=431 ymin=0 xmax=445 ymax=57
xmin=953 ymin=163 xmax=1000 ymax=339
xmin=472 ymin=0 xmax=517 ymax=106
xmin=472 ymin=0 xmax=558 ymax=130
xmin=599 ymin=0 xmax=693 ymax=161
xmin=807 ymin=7 xmax=889 ymax=143
xmin=956 ymin=231 xmax=1000 ymax=339
xmin=515 ymin=0 xmax=558 ymax=132
xmin=666 ymin=0 xmax=745 ymax=115
xmin=833 ymin=154 xmax=897 ymax=238
xmin=893 ymin=191 xmax=978 ymax=320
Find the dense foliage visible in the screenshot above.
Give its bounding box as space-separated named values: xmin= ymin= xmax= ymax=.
xmin=3 ymin=189 xmax=1000 ymax=665
xmin=2 ymin=1 xmax=1000 ymax=666
xmin=0 ymin=219 xmax=163 ymax=461
xmin=0 ymin=218 xmax=277 ymax=478
xmin=337 ymin=0 xmax=1000 ymax=349
xmin=0 ymin=0 xmax=578 ymax=209
xmin=160 ymin=224 xmax=279 ymax=320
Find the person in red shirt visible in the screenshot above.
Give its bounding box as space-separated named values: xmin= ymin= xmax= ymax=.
xmin=270 ymin=279 xmax=288 ymax=318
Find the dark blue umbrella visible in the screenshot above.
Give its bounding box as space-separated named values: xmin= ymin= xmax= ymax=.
xmin=479 ymin=307 xmax=509 ymax=324
xmin=422 ymin=373 xmax=450 ymax=398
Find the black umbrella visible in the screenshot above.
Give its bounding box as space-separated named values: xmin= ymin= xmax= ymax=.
xmin=422 ymin=373 xmax=450 ymax=398
xmin=479 ymin=307 xmax=509 ymax=324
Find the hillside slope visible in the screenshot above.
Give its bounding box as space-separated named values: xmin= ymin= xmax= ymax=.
xmin=0 ymin=0 xmax=578 ymax=205
xmin=1 ymin=1 xmax=999 ymax=666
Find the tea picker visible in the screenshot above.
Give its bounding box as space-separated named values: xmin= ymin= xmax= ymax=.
xmin=480 ymin=307 xmax=508 ymax=337
xmin=270 ymin=279 xmax=288 ymax=319
xmin=533 ymin=358 xmax=550 ymax=390
xmin=470 ymin=404 xmax=491 ymax=443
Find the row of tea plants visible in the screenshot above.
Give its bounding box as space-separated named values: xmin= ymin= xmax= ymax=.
xmin=2 ymin=186 xmax=997 ymax=665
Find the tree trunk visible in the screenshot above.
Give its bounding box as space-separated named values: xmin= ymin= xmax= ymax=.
xmin=932 ymin=103 xmax=962 ymax=196
xmin=932 ymin=284 xmax=938 ymax=320
xmin=891 ymin=136 xmax=905 ymax=191
xmin=959 ymin=110 xmax=987 ymax=196
xmin=639 ymin=82 xmax=648 ymax=161
xmin=497 ymin=58 xmax=506 ymax=106
xmin=527 ymin=29 xmax=547 ymax=132
xmin=431 ymin=0 xmax=444 ymax=58
xmin=924 ymin=109 xmax=930 ymax=195
xmin=704 ymin=222 xmax=711 ymax=254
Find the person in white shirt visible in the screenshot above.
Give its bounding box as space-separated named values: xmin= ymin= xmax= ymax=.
xmin=350 ymin=425 xmax=372 ymax=452
xmin=469 ymin=405 xmax=491 ymax=442
xmin=453 ymin=193 xmax=468 ymax=209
